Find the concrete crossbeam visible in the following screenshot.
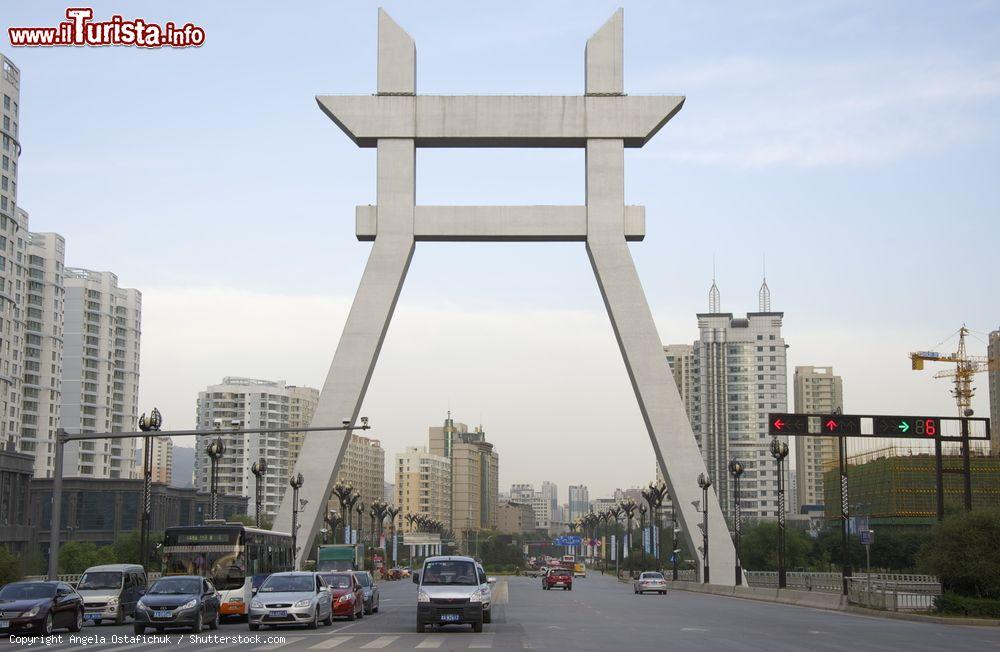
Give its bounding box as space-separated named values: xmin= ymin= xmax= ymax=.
xmin=355 ymin=205 xmax=646 ymax=241
xmin=317 ymin=95 xmax=685 ymax=148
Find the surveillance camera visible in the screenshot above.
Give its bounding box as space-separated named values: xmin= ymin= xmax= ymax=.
xmin=342 ymin=419 xmax=351 ymax=427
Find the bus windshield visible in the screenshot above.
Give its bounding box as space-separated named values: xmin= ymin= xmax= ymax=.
xmin=162 ymin=547 xmax=246 ymax=591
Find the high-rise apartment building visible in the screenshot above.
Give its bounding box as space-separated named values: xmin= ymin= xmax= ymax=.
xmin=793 ymin=366 xmax=843 ymax=510
xmin=510 ymin=483 xmax=534 ymax=502
xmin=287 ymin=385 xmax=319 ymax=465
xmin=194 ymin=377 xmax=313 ymax=517
xmin=429 ymin=414 xmax=499 ymax=540
xmin=568 ymin=485 xmax=589 ymax=522
xmin=395 ymin=446 xmax=450 ymax=531
xmin=667 ymin=278 xmax=788 ymax=520
xmin=20 ymin=232 xmax=65 ymax=477
xmin=663 ymin=344 xmax=696 ymax=420
xmin=990 ymin=329 xmax=999 ymax=457
xmin=60 ymin=269 xmax=141 ymax=479
xmin=149 ymin=436 xmax=173 ymax=484
xmin=324 ymin=434 xmax=385 ymax=514
xmin=1 ymin=56 xmax=22 ymax=451
xmin=541 ymin=481 xmax=558 ymax=515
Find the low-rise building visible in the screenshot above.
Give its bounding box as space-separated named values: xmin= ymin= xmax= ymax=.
xmin=497 ymin=501 xmax=535 ymax=534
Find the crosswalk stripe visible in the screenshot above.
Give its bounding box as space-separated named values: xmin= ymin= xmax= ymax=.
xmin=255 ymin=636 xmax=303 ymax=650
xmin=468 ymin=634 xmax=494 ymax=648
xmin=415 ymin=636 xmax=446 ymax=648
xmin=308 ymin=636 xmax=355 ymax=649
xmin=360 ymin=636 xmax=400 ymax=648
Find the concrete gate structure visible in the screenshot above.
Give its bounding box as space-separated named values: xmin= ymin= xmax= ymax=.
xmin=273 ymin=8 xmax=740 ymax=585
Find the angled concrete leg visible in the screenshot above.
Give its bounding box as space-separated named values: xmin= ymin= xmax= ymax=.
xmin=585 ymin=139 xmax=739 ymax=585
xmin=274 ymin=139 xmax=415 ymax=564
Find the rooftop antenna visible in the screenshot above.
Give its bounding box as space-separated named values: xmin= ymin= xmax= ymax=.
xmin=758 ymin=254 xmax=771 ymax=312
xmin=708 ymin=254 xmax=721 ymax=313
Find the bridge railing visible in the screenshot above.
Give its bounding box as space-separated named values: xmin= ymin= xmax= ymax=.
xmin=745 ymin=571 xmax=843 ymax=592
xmin=846 ymin=576 xmax=941 ymax=612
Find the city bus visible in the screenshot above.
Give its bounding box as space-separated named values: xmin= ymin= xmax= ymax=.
xmin=162 ymin=522 xmax=293 ymax=620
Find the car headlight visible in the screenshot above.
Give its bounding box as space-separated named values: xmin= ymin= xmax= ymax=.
xmin=417 ymin=591 xmax=430 ymax=603
xmin=251 ymin=600 xmax=264 ymax=609
xmin=336 ymin=594 xmax=353 ymax=604
xmin=107 ymin=597 xmax=119 ymax=606
xmin=23 ymin=605 xmax=41 ymax=618
xmin=136 ymin=601 xmax=149 ymax=611
xmin=469 ymin=590 xmax=482 ymax=603
xmin=294 ymin=599 xmax=313 ymax=608
xmin=180 ymin=600 xmax=198 ymax=610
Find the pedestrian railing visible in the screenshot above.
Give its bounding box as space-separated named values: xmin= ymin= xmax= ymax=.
xmin=846 ymin=576 xmax=941 ymax=612
xmin=745 ymin=571 xmax=843 ymax=592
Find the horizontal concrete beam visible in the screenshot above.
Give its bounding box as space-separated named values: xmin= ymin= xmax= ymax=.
xmin=355 ymin=205 xmax=645 ymax=241
xmin=318 ymin=95 xmax=684 ymax=148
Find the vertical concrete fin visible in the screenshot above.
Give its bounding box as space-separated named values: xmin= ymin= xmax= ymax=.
xmin=585 ymin=8 xmax=624 ymax=95
xmin=378 ymin=8 xmax=416 ymax=94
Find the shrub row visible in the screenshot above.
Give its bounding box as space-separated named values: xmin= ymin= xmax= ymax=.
xmin=934 ymin=592 xmax=1000 ymax=619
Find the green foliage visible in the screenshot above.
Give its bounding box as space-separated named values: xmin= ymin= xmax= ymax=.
xmin=106 ymin=531 xmax=164 ymax=571
xmin=0 ymin=546 xmax=23 ymax=585
xmin=476 ymin=532 xmax=525 ymax=569
xmin=917 ymin=509 xmax=1000 ymax=598
xmin=934 ymin=592 xmax=1000 ymax=618
xmin=739 ymin=522 xmax=812 ymax=571
xmin=58 ymin=541 xmax=116 ymax=574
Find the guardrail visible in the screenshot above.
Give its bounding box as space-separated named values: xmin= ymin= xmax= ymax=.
xmin=745 ymin=571 xmax=843 ymax=592
xmin=846 ymin=576 xmax=941 ymax=612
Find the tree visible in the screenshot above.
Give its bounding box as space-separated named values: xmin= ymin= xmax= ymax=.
xmin=917 ymin=509 xmax=1000 ymax=598
xmin=58 ymin=541 xmax=115 ymax=574
xmin=0 ymin=546 xmax=23 ymax=585
xmin=110 ymin=531 xmax=164 ymax=571
xmin=739 ymin=522 xmax=811 ymax=571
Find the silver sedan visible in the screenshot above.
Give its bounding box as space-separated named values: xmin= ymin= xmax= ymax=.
xmin=633 ymin=571 xmax=668 ymax=595
xmin=249 ymin=572 xmax=333 ymax=630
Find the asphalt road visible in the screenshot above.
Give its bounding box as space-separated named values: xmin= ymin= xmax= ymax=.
xmin=4 ymin=573 xmax=999 ymax=651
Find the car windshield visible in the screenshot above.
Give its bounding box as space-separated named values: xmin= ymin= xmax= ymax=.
xmin=77 ymin=571 xmax=123 ymax=590
xmin=421 ymin=561 xmax=478 ymax=586
xmin=260 ymin=575 xmax=314 ymax=593
xmin=0 ymin=583 xmax=56 ymax=600
xmin=642 ymin=573 xmax=664 ymax=580
xmin=148 ymin=578 xmax=201 ymax=595
xmin=354 ymin=574 xmax=371 ymax=587
xmin=320 ymin=574 xmax=352 ymax=589
xmin=552 ymin=570 xmax=571 ymax=577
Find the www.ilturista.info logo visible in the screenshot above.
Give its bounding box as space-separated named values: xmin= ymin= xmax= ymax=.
xmin=8 ymin=8 xmax=205 ymax=48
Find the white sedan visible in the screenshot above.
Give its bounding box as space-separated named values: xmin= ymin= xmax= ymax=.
xmin=633 ymin=572 xmax=667 ymax=595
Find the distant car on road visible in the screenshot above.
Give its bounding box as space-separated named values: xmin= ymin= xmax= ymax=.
xmin=543 ymin=568 xmax=573 ymax=591
xmin=249 ymin=572 xmax=333 ymax=630
xmin=0 ymin=581 xmax=84 ymax=636
xmin=352 ymin=571 xmax=380 ymax=614
xmin=633 ymin=571 xmax=667 ymax=595
xmin=318 ymin=572 xmax=364 ymax=621
xmin=133 ymin=575 xmax=220 ymax=634
xmin=574 ymin=563 xmax=587 ymax=578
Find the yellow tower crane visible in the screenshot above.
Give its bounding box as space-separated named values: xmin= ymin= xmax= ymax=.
xmin=909 ymin=325 xmax=997 ymax=417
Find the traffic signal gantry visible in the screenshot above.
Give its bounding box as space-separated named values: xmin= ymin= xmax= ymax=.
xmin=767 ymin=411 xmax=990 ymax=594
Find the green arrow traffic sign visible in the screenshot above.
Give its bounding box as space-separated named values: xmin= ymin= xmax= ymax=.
xmin=898 ymin=421 xmax=910 ymax=433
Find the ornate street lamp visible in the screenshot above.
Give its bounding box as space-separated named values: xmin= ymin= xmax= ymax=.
xmin=137 ymin=408 xmax=162 ymax=567
xmin=251 ymin=458 xmax=268 ymax=528
xmin=289 ymin=473 xmax=305 ymax=569
xmin=696 ymin=472 xmax=712 ymax=584
xmin=621 ymin=499 xmax=637 ymax=562
xmin=771 ymin=437 xmax=790 ymax=589
xmin=355 ymin=500 xmax=366 ymax=544
xmin=206 ymin=436 xmax=226 ymax=520
xmin=331 ymin=482 xmax=355 ymax=544
xmin=729 ymin=459 xmax=745 ymax=586
xmin=385 ymin=506 xmax=400 ymax=565
xmin=323 ymin=509 xmax=340 ymax=545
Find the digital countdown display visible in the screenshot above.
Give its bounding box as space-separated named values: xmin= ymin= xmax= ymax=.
xmin=872 ymin=417 xmax=941 ymax=438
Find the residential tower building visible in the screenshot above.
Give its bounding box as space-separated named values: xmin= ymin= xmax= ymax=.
xmin=395 ymin=446 xmax=450 ymax=531
xmin=793 ymin=366 xmax=843 ymax=510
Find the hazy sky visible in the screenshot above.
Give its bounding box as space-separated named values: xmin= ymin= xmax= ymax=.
xmin=3 ymin=1 xmax=997 ymax=499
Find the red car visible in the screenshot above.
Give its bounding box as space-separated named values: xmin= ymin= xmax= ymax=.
xmin=543 ymin=568 xmax=573 ymax=591
xmin=318 ymin=573 xmax=364 ymax=621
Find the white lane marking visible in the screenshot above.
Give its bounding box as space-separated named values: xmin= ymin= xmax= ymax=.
xmin=255 ymin=636 xmax=304 ymax=650
xmin=468 ymin=634 xmax=494 ymax=648
xmin=360 ymin=636 xmax=399 ymax=648
xmin=308 ymin=636 xmax=355 ymax=649
xmin=415 ymin=636 xmax=446 ymax=648
xmin=680 ymin=627 xmax=709 ymax=632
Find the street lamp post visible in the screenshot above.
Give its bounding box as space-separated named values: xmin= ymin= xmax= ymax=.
xmin=137 ymin=408 xmax=162 ymax=568
xmin=670 ymin=489 xmax=679 ymax=581
xmin=621 ymin=500 xmax=637 ymax=566
xmin=386 ymin=506 xmax=400 ymax=565
xmin=696 ymin=472 xmax=712 ymax=584
xmin=206 ymin=437 xmax=226 ymax=520
xmin=355 ymin=500 xmax=365 ymax=545
xmin=331 ymin=482 xmax=355 ymax=544
xmin=289 ymin=473 xmax=305 ymax=569
xmin=609 ymin=506 xmax=623 ymax=579
xmin=637 ymin=504 xmax=647 ymax=566
xmin=251 ymin=458 xmax=268 ymax=528
xmin=771 ymin=437 xmax=790 ymax=589
xmin=729 ymin=459 xmax=745 ymax=586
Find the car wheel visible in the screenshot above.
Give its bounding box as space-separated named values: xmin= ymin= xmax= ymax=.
xmin=115 ymin=609 xmax=125 ymax=626
xmin=373 ymin=598 xmax=379 ymax=614
xmin=473 ymin=621 xmax=483 ymax=633
xmin=134 ymin=625 xmax=146 ymax=635
xmin=70 ymin=609 xmax=83 ymax=633
xmin=191 ymin=611 xmax=203 ymax=633
xmin=347 ymin=605 xmax=356 ymax=621
xmin=307 ymin=610 xmax=318 ymax=630
xmin=38 ymin=613 xmax=53 ymax=636
xmin=209 ymin=610 xmax=219 ymax=630
xmin=249 ymin=624 xmax=260 ymax=631
xmin=416 ymin=620 xmax=425 ymax=633
xmin=357 ymin=602 xmax=364 ymax=619
xmin=483 ymin=607 xmax=492 ymax=624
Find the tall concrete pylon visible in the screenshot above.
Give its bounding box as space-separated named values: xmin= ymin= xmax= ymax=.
xmin=274 ymin=8 xmax=741 ymax=585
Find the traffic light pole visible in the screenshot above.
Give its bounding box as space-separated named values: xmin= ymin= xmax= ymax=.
xmin=838 ymin=436 xmax=851 ymax=596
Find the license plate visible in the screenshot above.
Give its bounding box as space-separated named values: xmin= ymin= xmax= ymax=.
xmin=0 ymin=620 xmax=8 ymax=629
xmin=85 ymin=613 xmax=102 ymax=620
xmin=153 ymin=611 xmax=173 ymax=619
xmin=268 ymin=610 xmax=287 ymax=618
xmin=439 ymin=613 xmax=460 ymax=622
xmin=555 ymin=582 xmax=564 ymax=585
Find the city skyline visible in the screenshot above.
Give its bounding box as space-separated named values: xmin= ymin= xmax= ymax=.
xmin=0 ymin=1 xmax=995 ymax=499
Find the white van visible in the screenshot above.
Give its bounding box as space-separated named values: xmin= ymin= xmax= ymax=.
xmin=77 ymin=563 xmax=147 ymax=625
xmin=413 ymin=556 xmax=493 ymax=634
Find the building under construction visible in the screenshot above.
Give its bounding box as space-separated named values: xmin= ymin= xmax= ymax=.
xmin=823 ymin=445 xmax=1000 ymax=529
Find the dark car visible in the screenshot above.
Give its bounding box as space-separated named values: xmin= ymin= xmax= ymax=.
xmin=317 ymin=573 xmax=363 ymax=621
xmin=0 ymin=581 xmax=84 ymax=636
xmin=352 ymin=571 xmax=379 ymax=615
xmin=133 ymin=576 xmax=221 ymax=634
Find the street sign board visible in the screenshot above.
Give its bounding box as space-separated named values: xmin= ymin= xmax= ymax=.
xmin=769 ymin=414 xmax=808 ymax=435
xmin=860 ymin=530 xmax=874 ymax=546
xmin=554 ymin=535 xmax=582 ymax=546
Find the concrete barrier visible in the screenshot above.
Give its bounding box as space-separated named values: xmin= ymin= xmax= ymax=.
xmin=669 ymin=580 xmax=848 ymax=611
